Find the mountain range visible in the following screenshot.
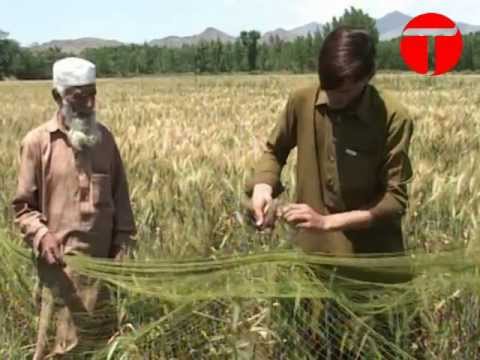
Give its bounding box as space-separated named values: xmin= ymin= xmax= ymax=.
xmin=377 ymin=11 xmax=480 ymax=40
xmin=3 ymin=11 xmax=480 ymax=54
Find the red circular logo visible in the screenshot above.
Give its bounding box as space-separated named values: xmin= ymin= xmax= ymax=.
xmin=400 ymin=13 xmax=463 ymax=75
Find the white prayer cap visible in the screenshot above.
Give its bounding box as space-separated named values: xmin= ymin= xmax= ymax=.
xmin=53 ymin=57 xmax=96 ymax=93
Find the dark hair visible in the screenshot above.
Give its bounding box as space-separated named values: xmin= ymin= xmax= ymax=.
xmin=318 ymin=26 xmax=376 ymax=90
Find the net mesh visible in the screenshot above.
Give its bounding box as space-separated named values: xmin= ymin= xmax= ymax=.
xmin=2 ymin=231 xmax=480 ymax=359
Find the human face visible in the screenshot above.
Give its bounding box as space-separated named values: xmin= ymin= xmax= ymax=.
xmin=63 ymin=85 xmax=97 ymax=116
xmin=325 ymin=77 xmax=370 ymax=110
xmin=60 ymin=85 xmax=100 ymax=150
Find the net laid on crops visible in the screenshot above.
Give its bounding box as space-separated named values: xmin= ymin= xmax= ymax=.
xmin=2 ymin=230 xmax=480 ymax=359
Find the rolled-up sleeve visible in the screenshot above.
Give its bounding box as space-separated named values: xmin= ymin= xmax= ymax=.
xmin=246 ymin=95 xmax=297 ymax=197
xmin=370 ymin=108 xmax=414 ymax=220
xmin=11 ymin=133 xmax=49 ymax=252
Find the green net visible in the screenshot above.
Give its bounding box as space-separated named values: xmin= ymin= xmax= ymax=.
xmin=2 ymin=231 xmax=480 ymax=359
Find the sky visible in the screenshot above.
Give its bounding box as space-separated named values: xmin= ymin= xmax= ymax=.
xmin=1 ymin=0 xmax=479 ymax=46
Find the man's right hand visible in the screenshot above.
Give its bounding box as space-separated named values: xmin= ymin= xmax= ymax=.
xmin=39 ymin=232 xmax=64 ymax=266
xmin=251 ymin=183 xmax=273 ymax=228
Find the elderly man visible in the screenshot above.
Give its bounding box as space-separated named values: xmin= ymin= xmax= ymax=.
xmin=12 ymin=57 xmax=136 ymax=358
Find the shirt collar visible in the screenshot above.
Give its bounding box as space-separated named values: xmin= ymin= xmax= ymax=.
xmin=315 ymin=84 xmax=372 ymax=124
xmin=46 ymin=112 xmax=68 ymax=134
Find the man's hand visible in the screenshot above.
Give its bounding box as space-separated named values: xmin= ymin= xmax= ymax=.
xmin=251 ymin=184 xmax=273 ymax=228
xmin=279 ymin=204 xmax=331 ymax=231
xmin=39 ymin=232 xmax=64 ymax=266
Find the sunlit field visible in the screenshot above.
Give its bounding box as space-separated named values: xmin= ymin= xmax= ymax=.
xmin=1 ymin=73 xmax=479 ymax=358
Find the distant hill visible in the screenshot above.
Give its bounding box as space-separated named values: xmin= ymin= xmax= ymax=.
xmin=376 ymin=11 xmax=412 ymax=39
xmin=457 ymin=22 xmax=480 ymax=36
xmin=150 ymin=27 xmax=235 ymax=47
xmin=261 ymin=22 xmax=322 ymax=44
xmin=377 ymin=11 xmax=480 ymax=40
xmin=9 ymin=11 xmax=479 ymax=53
xmin=31 ymin=37 xmax=124 ymax=54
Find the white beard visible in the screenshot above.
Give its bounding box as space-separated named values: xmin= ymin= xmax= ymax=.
xmin=61 ymin=101 xmax=101 ymax=151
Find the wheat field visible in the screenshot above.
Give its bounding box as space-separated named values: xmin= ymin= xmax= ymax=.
xmin=1 ymin=74 xmax=480 ymax=358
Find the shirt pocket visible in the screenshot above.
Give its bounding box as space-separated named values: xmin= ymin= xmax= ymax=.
xmin=337 ymin=143 xmax=378 ymax=193
xmin=91 ymin=173 xmax=113 ymax=208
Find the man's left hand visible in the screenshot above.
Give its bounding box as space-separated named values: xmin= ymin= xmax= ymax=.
xmin=279 ymin=204 xmax=332 ymax=231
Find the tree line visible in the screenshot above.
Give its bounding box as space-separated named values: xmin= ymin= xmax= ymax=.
xmin=1 ymin=7 xmax=480 ymax=80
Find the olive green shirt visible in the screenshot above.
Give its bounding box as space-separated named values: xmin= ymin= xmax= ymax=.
xmin=247 ymin=84 xmax=413 ymax=255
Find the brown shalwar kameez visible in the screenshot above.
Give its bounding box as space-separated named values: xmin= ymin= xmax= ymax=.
xmin=12 ymin=114 xmax=136 ymax=358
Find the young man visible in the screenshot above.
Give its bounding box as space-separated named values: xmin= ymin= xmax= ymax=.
xmin=247 ymin=27 xmax=416 ymax=358
xmin=248 ymin=27 xmax=414 ymax=256
xmin=12 ymin=57 xmax=136 ymax=358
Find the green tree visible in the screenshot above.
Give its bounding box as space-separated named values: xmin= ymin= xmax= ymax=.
xmin=195 ymin=41 xmax=209 ymax=73
xmin=0 ymin=39 xmax=22 ymax=79
xmin=323 ymin=6 xmax=379 ymax=44
xmin=240 ymin=30 xmax=261 ymax=71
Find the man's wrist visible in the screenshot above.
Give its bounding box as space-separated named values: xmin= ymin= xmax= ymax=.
xmin=254 ymin=183 xmax=273 ymax=195
xmin=322 ymin=214 xmax=343 ymax=231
